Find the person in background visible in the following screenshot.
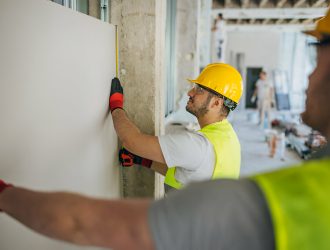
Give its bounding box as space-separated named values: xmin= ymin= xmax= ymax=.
xmin=252 ymin=70 xmax=275 ymax=128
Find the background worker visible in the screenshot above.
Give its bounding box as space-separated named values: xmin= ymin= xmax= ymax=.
xmin=1 ymin=8 xmax=330 ymax=250
xmin=251 ymin=71 xmax=275 ymax=128
xmin=111 ymin=63 xmax=243 ymax=190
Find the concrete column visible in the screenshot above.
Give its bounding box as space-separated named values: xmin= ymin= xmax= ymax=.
xmin=88 ymin=0 xmax=100 ymax=19
xmin=198 ymin=0 xmax=212 ymax=69
xmin=175 ymin=0 xmax=199 ymax=106
xmin=110 ymin=0 xmax=165 ymax=198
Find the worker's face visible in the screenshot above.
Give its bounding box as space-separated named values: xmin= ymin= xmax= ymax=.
xmin=259 ymin=72 xmax=266 ymax=80
xmin=301 ymin=44 xmax=330 ymax=137
xmin=186 ymin=84 xmax=213 ymax=117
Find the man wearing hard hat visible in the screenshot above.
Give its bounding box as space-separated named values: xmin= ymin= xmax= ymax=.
xmin=109 ymin=63 xmax=243 ymax=190
xmin=1 ymin=8 xmax=330 ymax=250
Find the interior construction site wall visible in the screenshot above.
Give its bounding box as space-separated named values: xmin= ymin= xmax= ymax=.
xmin=175 ymin=0 xmax=199 ymax=108
xmin=226 ymin=30 xmax=281 ymax=108
xmin=110 ymin=0 xmax=166 ymax=198
xmin=226 ymin=30 xmax=281 ymax=72
xmin=0 ymin=0 xmax=119 ymax=249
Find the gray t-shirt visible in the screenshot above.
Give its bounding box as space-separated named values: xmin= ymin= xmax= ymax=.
xmin=148 ymin=179 xmax=274 ymax=250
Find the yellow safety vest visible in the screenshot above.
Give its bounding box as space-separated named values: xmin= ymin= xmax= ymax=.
xmin=252 ymin=158 xmax=330 ymax=250
xmin=164 ymin=119 xmax=241 ymax=189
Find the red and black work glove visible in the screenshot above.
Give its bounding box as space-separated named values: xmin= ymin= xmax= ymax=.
xmin=119 ymin=148 xmax=152 ymax=168
xmin=0 ymin=179 xmax=13 ymax=212
xmin=109 ymin=77 xmax=124 ymax=112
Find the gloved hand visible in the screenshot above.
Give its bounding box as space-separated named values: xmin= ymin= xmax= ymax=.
xmin=0 ymin=179 xmax=13 ymax=212
xmin=119 ymin=148 xmax=152 ymax=168
xmin=109 ymin=77 xmax=124 ymax=112
xmin=0 ymin=179 xmax=12 ymax=194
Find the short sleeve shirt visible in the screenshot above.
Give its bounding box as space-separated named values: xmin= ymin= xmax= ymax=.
xmin=256 ymin=79 xmax=273 ymax=101
xmin=158 ymin=131 xmax=215 ymax=185
xmin=148 ymin=179 xmax=275 ymax=250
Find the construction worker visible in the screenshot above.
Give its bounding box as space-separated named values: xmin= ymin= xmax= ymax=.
xmin=112 ymin=63 xmax=243 ymax=190
xmin=1 ymin=9 xmax=330 ymax=250
xmin=251 ymin=70 xmax=275 ymax=128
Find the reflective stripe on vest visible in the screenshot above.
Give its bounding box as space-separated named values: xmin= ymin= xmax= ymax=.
xmin=164 ymin=119 xmax=241 ymax=189
xmin=252 ymin=158 xmax=330 ymax=250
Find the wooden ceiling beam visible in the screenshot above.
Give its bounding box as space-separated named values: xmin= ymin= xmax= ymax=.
xmin=212 ymin=7 xmax=327 ymax=19
xmin=293 ymin=0 xmax=307 ymax=7
xmin=289 ymin=18 xmax=300 ymax=24
xmin=259 ymin=0 xmax=268 ymax=7
xmin=262 ymin=18 xmax=272 ymax=24
xmin=276 ymin=0 xmax=287 ymax=7
xmin=275 ymin=19 xmax=286 ymax=24
xmin=312 ymin=0 xmax=326 ymax=7
xmin=302 ymin=18 xmax=314 ymax=24
xmin=224 ymin=0 xmax=236 ymax=7
xmin=241 ymin=0 xmax=251 ymax=8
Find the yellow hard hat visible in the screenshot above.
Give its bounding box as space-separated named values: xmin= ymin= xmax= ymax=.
xmin=304 ymin=8 xmax=330 ymax=40
xmin=188 ymin=63 xmax=243 ymax=104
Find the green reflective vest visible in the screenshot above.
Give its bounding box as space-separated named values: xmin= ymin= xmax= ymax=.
xmin=253 ymin=158 xmax=330 ymax=250
xmin=164 ymin=119 xmax=241 ymax=189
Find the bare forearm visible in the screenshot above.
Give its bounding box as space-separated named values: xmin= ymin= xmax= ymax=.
xmin=151 ymin=162 xmax=168 ymax=176
xmin=111 ymin=109 xmax=166 ymax=163
xmin=112 ymin=109 xmax=142 ymax=149
xmin=0 ymin=187 xmax=89 ymax=244
xmin=0 ymin=187 xmax=154 ymax=249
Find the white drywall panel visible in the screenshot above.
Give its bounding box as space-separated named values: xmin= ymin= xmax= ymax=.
xmin=0 ymin=0 xmax=119 ymax=249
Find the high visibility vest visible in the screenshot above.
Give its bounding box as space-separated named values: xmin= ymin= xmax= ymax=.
xmin=164 ymin=119 xmax=241 ymax=189
xmin=252 ymin=158 xmax=330 ymax=250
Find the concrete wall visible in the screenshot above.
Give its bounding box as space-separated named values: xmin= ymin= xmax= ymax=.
xmin=110 ymin=0 xmax=166 ymax=197
xmin=198 ymin=0 xmax=212 ymax=69
xmin=88 ymin=0 xmax=100 ymax=18
xmin=164 ymin=0 xmax=208 ymax=124
xmin=175 ymin=0 xmax=199 ymax=107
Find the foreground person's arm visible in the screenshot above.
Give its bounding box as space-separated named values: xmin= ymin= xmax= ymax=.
xmin=0 ymin=182 xmax=154 ymax=250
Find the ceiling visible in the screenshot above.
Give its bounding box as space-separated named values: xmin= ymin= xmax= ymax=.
xmin=213 ymin=0 xmax=329 ymax=25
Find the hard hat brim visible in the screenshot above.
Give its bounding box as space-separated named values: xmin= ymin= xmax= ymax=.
xmin=303 ymin=30 xmax=322 ymax=40
xmin=187 ymin=78 xmax=197 ymax=84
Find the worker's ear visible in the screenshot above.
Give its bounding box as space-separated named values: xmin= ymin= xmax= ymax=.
xmin=211 ymin=96 xmax=223 ymax=109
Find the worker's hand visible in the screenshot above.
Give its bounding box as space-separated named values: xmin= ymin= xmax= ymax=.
xmin=109 ymin=77 xmax=124 ymax=113
xmin=0 ymin=179 xmax=12 ymax=194
xmin=119 ymin=148 xmax=152 ymax=168
xmin=0 ymin=179 xmax=13 ymax=212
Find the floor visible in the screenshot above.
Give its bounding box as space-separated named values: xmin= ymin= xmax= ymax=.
xmin=230 ymin=110 xmax=302 ymax=177
xmin=166 ymin=109 xmax=302 ymax=178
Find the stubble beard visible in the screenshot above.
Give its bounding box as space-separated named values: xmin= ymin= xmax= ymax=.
xmin=186 ymin=95 xmax=212 ymax=118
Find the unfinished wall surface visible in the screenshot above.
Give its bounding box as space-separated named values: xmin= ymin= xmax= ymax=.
xmin=198 ymin=0 xmax=212 ymax=69
xmin=226 ymin=31 xmax=281 ymax=72
xmin=0 ymin=0 xmax=119 ymax=249
xmin=111 ymin=0 xmax=166 ymax=197
xmin=226 ymin=30 xmax=281 ymax=108
xmin=175 ymin=0 xmax=199 ymax=108
xmin=88 ymin=0 xmax=101 ymax=18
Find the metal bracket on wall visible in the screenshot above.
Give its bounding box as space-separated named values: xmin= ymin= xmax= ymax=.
xmin=100 ymin=0 xmax=109 ymax=22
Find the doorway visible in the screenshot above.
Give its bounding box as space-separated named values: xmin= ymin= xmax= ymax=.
xmin=245 ymin=67 xmax=262 ymax=108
